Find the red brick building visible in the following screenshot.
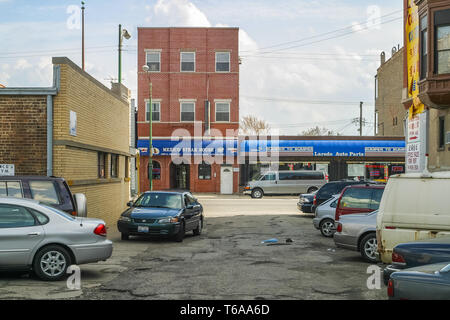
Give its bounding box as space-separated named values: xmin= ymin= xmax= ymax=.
xmin=137 ymin=27 xmax=240 ymax=193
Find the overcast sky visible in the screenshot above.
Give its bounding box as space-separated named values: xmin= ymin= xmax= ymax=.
xmin=0 ymin=0 xmax=403 ymax=135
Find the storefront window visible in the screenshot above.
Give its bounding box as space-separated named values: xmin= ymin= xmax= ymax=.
xmin=152 ymin=161 xmax=161 ymax=180
xmin=198 ymin=161 xmax=211 ymax=180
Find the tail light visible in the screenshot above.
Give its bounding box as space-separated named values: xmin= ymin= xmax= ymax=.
xmin=313 ymin=195 xmax=317 ymax=206
xmin=336 ymin=222 xmax=342 ymax=233
xmin=325 ymin=174 xmax=329 ymax=183
xmin=71 ymin=211 xmax=77 ymax=216
xmin=387 ymin=279 xmax=394 ymax=297
xmin=392 ymin=252 xmax=406 ymax=264
xmin=386 ymin=226 xmax=396 ymax=230
xmin=94 ymin=224 xmax=107 ymax=237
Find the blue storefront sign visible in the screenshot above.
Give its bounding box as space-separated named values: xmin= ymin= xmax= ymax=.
xmin=137 ymin=139 xmax=238 ymax=156
xmin=240 ymin=139 xmax=405 ymax=157
xmin=137 ymin=139 xmax=405 ymax=158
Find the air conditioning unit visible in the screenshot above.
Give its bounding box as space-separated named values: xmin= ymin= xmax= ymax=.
xmin=446 ymin=131 xmax=450 ymax=145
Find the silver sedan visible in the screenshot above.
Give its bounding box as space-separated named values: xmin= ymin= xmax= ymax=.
xmin=333 ymin=210 xmax=378 ymax=263
xmin=0 ymin=197 xmax=113 ymax=281
xmin=312 ymin=194 xmax=340 ymax=237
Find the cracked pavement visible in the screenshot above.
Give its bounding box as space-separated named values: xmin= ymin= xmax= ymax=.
xmin=0 ymin=195 xmax=387 ymax=300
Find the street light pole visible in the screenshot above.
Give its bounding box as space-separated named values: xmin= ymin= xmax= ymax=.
xmin=149 ymin=81 xmax=153 ymax=191
xmin=143 ymin=64 xmax=153 ymax=191
xmin=81 ymin=1 xmax=85 ymax=71
xmin=118 ymin=24 xmax=122 ymax=83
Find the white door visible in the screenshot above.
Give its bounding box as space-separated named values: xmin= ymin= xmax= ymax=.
xmin=220 ymin=166 xmax=233 ymax=194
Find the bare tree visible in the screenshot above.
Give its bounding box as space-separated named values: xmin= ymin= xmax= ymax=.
xmin=300 ymin=126 xmax=340 ymax=136
xmin=239 ymin=115 xmax=271 ymax=135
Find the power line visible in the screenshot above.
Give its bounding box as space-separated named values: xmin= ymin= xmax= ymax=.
xmin=240 ymin=9 xmax=403 ymax=54
xmin=241 ymin=95 xmax=374 ymax=106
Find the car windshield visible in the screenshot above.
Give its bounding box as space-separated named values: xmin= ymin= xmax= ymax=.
xmin=41 ymin=204 xmax=76 ymax=221
xmin=133 ymin=193 xmax=182 ymax=209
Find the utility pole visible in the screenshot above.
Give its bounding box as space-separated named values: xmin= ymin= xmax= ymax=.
xmin=81 ymin=1 xmax=85 ymax=71
xmin=359 ymin=101 xmax=363 ymax=136
xmin=118 ymin=24 xmax=122 ymax=83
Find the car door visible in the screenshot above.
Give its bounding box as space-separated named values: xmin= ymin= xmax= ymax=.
xmin=259 ymin=172 xmax=278 ymax=194
xmin=187 ymin=193 xmax=201 ymax=229
xmin=182 ymin=194 xmax=195 ymax=231
xmin=0 ymin=204 xmax=45 ymax=268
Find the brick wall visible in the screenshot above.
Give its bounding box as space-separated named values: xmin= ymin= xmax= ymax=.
xmin=375 ymin=48 xmax=407 ymax=136
xmin=51 ymin=58 xmax=131 ymax=227
xmin=0 ymin=95 xmax=47 ymax=175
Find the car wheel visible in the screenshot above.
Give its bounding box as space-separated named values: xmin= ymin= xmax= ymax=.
xmin=33 ymin=245 xmax=71 ymax=281
xmin=121 ymin=233 xmax=129 ymax=241
xmin=193 ymin=218 xmax=203 ymax=236
xmin=360 ymin=233 xmax=378 ymax=263
xmin=251 ymin=188 xmax=263 ymax=199
xmin=307 ymin=187 xmax=318 ymax=194
xmin=174 ymin=222 xmax=185 ymax=242
xmin=319 ymin=219 xmax=335 ymax=237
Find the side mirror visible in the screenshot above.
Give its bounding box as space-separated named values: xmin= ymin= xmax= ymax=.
xmin=127 ymin=201 xmax=134 ymax=207
xmin=74 ymin=193 xmax=87 ymax=217
xmin=186 ymin=204 xmax=194 ymax=210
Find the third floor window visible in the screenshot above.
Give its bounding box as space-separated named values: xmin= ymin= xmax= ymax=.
xmin=181 ymin=52 xmax=195 ymax=72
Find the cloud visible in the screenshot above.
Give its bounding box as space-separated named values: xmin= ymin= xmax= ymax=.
xmin=151 ymin=0 xmax=211 ymax=27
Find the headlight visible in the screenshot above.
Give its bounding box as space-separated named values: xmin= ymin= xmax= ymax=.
xmin=119 ymin=216 xmax=131 ymax=222
xmin=158 ymin=217 xmax=179 ymax=224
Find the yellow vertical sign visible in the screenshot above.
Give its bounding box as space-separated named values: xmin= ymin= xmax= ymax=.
xmin=406 ymin=0 xmax=425 ymax=119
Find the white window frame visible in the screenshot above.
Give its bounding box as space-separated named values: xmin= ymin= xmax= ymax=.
xmin=214 ymin=99 xmax=231 ymax=122
xmin=145 ymin=99 xmax=161 ymax=122
xmin=145 ymin=49 xmax=161 ymax=72
xmin=215 ymin=51 xmax=230 ymax=72
xmin=179 ymin=99 xmax=196 ymax=122
xmin=180 ymin=51 xmax=196 ymax=72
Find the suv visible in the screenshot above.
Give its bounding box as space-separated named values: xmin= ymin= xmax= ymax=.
xmin=335 ymin=184 xmax=385 ymax=221
xmin=0 ymin=176 xmax=86 ymax=216
xmin=311 ymin=180 xmax=367 ymax=212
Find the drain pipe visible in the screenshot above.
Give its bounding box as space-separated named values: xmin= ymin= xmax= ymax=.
xmin=46 ymin=65 xmax=60 ymax=176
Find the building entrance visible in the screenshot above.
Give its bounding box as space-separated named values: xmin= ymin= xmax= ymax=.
xmin=170 ymin=163 xmax=190 ymax=190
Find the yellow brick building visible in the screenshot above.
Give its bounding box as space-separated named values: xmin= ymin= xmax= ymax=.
xmin=0 ymin=57 xmax=132 ymax=227
xmin=51 ymin=57 xmax=132 ymax=227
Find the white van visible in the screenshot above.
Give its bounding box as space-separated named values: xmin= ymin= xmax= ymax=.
xmin=243 ymin=170 xmax=328 ymax=198
xmin=376 ymin=171 xmax=450 ymax=263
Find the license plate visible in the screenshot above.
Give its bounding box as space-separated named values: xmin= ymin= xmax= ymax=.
xmin=138 ymin=226 xmax=149 ymax=233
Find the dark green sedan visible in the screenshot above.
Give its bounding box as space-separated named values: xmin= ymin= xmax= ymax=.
xmin=117 ymin=191 xmax=203 ymax=242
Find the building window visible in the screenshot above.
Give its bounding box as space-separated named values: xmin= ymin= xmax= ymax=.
xmin=435 ymin=9 xmax=450 ymax=75
xmin=215 ymin=52 xmax=230 ymax=72
xmin=111 ymin=154 xmax=118 ymax=178
xmin=146 ymin=100 xmax=160 ymax=122
xmin=180 ymin=102 xmax=195 ymax=122
xmin=198 ymin=161 xmax=211 ymax=180
xmin=439 ymin=116 xmax=445 ymax=149
xmin=98 ymin=152 xmax=106 ymax=178
xmin=125 ymin=156 xmax=129 ymax=178
xmin=393 ymin=116 xmax=398 ymax=126
xmin=215 ymin=101 xmax=230 ymax=122
xmin=180 ymin=52 xmax=195 ymax=72
xmin=151 ymin=161 xmax=161 ymax=180
xmin=420 ymin=15 xmax=428 ymax=79
xmin=145 ymin=51 xmax=161 ymax=72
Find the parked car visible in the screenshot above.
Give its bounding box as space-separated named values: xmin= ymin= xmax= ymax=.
xmin=117 ymin=190 xmax=204 ymax=242
xmin=297 ymin=191 xmax=317 ymax=213
xmin=243 ymin=170 xmax=328 ymax=198
xmin=376 ymin=171 xmax=450 ymax=264
xmin=334 ymin=210 xmax=378 ymax=262
xmin=312 ymin=193 xmax=340 ymax=237
xmin=335 ymin=183 xmax=385 ymax=221
xmin=383 ymin=237 xmax=450 ymax=285
xmin=0 ymin=176 xmax=86 ymax=217
xmin=311 ymin=180 xmax=367 ymax=213
xmin=0 ymin=197 xmax=112 ymax=281
xmin=387 ymin=262 xmax=450 ymax=300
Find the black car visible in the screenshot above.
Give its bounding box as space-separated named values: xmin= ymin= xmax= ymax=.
xmin=383 ymin=237 xmax=450 ymax=285
xmin=297 ymin=192 xmax=316 ymax=213
xmin=0 ymin=176 xmax=86 ymax=216
xmin=118 ymin=190 xmax=204 ymax=242
xmin=311 ymin=180 xmax=368 ymax=213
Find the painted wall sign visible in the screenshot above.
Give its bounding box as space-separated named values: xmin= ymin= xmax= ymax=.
xmin=0 ymin=164 xmax=15 ymax=176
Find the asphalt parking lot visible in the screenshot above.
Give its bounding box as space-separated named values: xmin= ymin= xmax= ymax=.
xmin=0 ymin=194 xmax=386 ymax=300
